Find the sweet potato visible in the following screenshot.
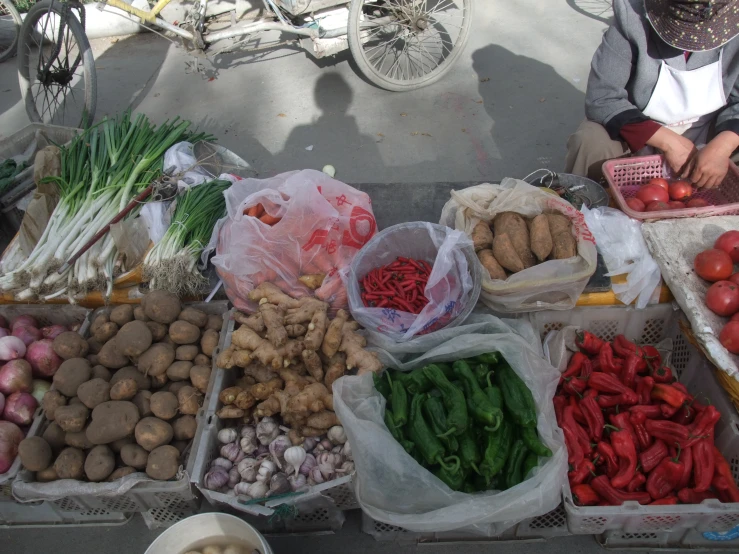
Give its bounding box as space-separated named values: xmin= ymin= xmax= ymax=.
xmin=77 ymin=378 xmax=111 ymax=409
xmin=530 ymin=214 xmax=553 ymax=262
xmin=493 ymin=212 xmax=536 ymax=268
xmin=492 ymin=234 xmax=525 ymax=273
xmin=116 ymin=321 xmax=153 ymax=357
xmin=546 ymin=212 xmax=571 ymax=236
xmin=97 ymin=338 xmax=130 ymax=369
xmin=175 ymin=345 xmax=199 ymax=361
xmin=53 ymin=358 xmax=92 ymax=397
xmin=55 ymin=404 xmax=89 ymax=433
xmin=471 ymin=221 xmax=494 ymax=252
xmin=166 ymin=361 xmax=192 ymax=382
xmin=85 ymin=401 xmax=140 ymax=445
xmin=143 ymin=290 xmax=181 ymax=324
xmin=477 ymin=249 xmax=507 ymax=280
xmin=146 ymin=445 xmax=180 ymax=480
xmin=18 ymin=436 xmax=52 ymax=471
xmin=84 ymin=445 xmax=115 ymax=481
xmin=150 ymin=391 xmax=179 ymax=420
xmin=52 ymin=332 xmax=89 ymax=360
xmin=138 ymin=343 xmax=176 ymax=377
xmin=172 ymin=415 xmax=196 ymax=441
xmin=109 ymin=304 xmax=134 ymax=326
xmin=135 ymin=417 xmax=173 ymax=451
xmin=110 ymin=378 xmax=138 ymax=401
xmin=53 ymin=447 xmax=85 ymax=479
xmin=121 ymin=443 xmax=149 ymax=470
xmin=551 ymin=230 xmax=577 ymax=259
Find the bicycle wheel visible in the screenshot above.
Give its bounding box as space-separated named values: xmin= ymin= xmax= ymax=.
xmin=0 ymin=0 xmax=22 ymax=63
xmin=348 ymin=0 xmax=472 ymax=92
xmin=18 ymin=0 xmax=96 ymax=128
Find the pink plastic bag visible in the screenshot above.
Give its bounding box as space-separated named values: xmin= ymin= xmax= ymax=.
xmin=210 ymin=170 xmax=377 ymax=312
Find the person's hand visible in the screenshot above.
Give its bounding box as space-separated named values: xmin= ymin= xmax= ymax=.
xmin=647 ymin=127 xmax=697 ymax=174
xmin=688 ymin=131 xmax=739 ymax=188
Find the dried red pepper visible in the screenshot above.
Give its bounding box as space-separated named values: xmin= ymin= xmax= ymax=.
xmin=591 ymin=475 xmax=651 ymax=505
xmin=610 ymin=429 xmax=638 ymax=489
xmin=571 ymin=483 xmax=601 ymax=506
xmin=576 ymin=331 xmax=605 ymax=355
xmin=651 ymin=383 xmax=690 ymax=408
xmin=639 ymin=439 xmax=669 ymax=473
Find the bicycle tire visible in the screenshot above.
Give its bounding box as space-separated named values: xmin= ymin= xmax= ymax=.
xmin=347 ymin=0 xmax=473 ymax=92
xmin=0 ymin=0 xmax=22 ymax=63
xmin=18 ymin=0 xmax=97 ymax=128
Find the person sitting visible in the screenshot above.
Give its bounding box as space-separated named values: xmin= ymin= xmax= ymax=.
xmin=565 ymin=0 xmax=739 ymax=188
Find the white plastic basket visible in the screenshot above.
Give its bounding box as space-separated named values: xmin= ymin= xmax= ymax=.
xmin=529 ymin=303 xmax=739 ymax=535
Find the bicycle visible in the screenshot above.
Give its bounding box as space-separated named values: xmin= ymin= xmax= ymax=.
xmin=0 ymin=0 xmax=22 ymax=63
xmin=17 ymin=0 xmax=473 ymax=129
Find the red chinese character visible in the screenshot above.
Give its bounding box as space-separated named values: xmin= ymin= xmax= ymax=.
xmin=302 ymin=229 xmax=329 ymax=251
xmin=326 ymin=240 xmax=338 ymax=254
xmin=336 ymin=194 xmax=352 ymax=206
xmin=342 ymin=206 xmax=377 ymax=249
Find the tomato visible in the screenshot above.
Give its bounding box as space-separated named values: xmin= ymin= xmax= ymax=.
xmin=637 ymin=184 xmax=669 ymax=205
xmin=687 ymin=198 xmax=710 ymax=208
xmin=732 ymin=311 xmax=739 ymax=322
xmin=649 ymin=178 xmax=669 ymax=192
xmin=626 ymin=198 xmax=646 ymax=212
xmin=720 ymin=321 xmax=739 ymax=353
xmin=705 ymin=281 xmax=739 ymax=316
xmin=668 ymin=180 xmax=693 ymax=200
xmin=730 ymin=273 xmax=739 ymax=286
xmin=667 ymin=201 xmax=686 ymax=210
xmin=694 ymin=248 xmax=734 ymax=282
xmin=714 ymin=230 xmax=739 ymax=263
xmin=645 ymin=201 xmax=670 ymax=212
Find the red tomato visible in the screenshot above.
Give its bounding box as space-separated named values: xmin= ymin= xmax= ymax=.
xmin=626 ymin=198 xmax=646 ymax=212
xmin=668 ymin=180 xmax=693 ymax=200
xmin=637 ymin=184 xmax=669 ymax=205
xmin=720 ymin=321 xmax=739 ymax=353
xmin=694 ymin=249 xmax=734 ymax=282
xmin=645 ymin=201 xmax=670 ymax=212
xmin=687 ymin=198 xmax=710 ymax=208
xmin=649 ymin=178 xmax=669 ymax=192
xmin=714 ymin=230 xmax=739 ymax=263
xmin=706 ymin=281 xmax=739 ymax=316
xmin=667 ymin=201 xmax=686 ymax=210
xmin=730 ymin=273 xmax=739 ymax=286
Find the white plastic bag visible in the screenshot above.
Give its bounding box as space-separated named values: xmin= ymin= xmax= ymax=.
xmin=333 ymin=317 xmax=566 ymax=536
xmin=162 ymin=142 xmax=212 ymax=190
xmin=345 ymin=222 xmax=481 ymax=342
xmin=439 ymin=178 xmax=597 ymax=313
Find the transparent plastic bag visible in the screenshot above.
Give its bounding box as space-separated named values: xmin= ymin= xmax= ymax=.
xmin=345 ymin=222 xmax=481 ymax=342
xmin=333 ymin=317 xmax=566 ymax=536
xmin=439 ymin=178 xmax=597 ymax=313
xmin=208 ymin=170 xmax=376 ymax=312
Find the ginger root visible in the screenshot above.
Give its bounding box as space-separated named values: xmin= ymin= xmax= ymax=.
xmin=284 ymin=297 xmax=329 ymax=326
xmin=248 ymin=282 xmax=299 ymax=308
xmin=249 ymin=377 xmax=284 ymax=400
xmin=260 ymin=303 xmax=288 ymax=348
xmin=288 ymin=429 xmax=304 ymax=445
xmin=339 ymin=324 xmax=383 ymax=375
xmin=232 ymin=326 xmax=283 ymax=369
xmin=254 ymin=396 xmax=281 ymax=418
xmin=232 ymin=349 xmax=253 ymax=368
xmin=235 ymin=391 xmax=257 ymax=410
xmin=299 ymin=274 xmax=326 ymax=290
xmin=302 ymin=349 xmax=324 ymax=382
xmin=279 ymin=339 xmax=305 ymax=366
xmin=287 ymin=383 xmax=331 ymax=416
xmin=285 ymin=324 xmax=307 ymax=338
xmin=217 ymin=345 xmax=236 ymax=369
xmin=307 ymin=411 xmax=340 ymax=430
xmin=217 ymin=406 xmax=245 ymax=419
xmin=233 ymin=311 xmax=264 ymax=332
xmin=219 ymin=386 xmax=242 ymax=405
xmin=303 ymin=309 xmax=328 ymax=351
xmin=323 ymin=352 xmax=347 ymax=389
xmin=321 ymin=309 xmax=348 ymax=357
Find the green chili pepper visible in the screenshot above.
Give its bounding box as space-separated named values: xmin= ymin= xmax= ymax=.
xmin=423 ymin=395 xmax=459 ymax=452
xmin=472 ymin=363 xmax=491 ymax=389
xmin=435 ymin=464 xmax=468 ymax=491
xmin=458 ymin=425 xmax=481 ymax=472
xmin=520 ymin=426 xmax=552 ymax=457
xmin=495 ymin=363 xmax=537 ymax=428
xmin=461 ymin=482 xmax=477 ymax=494
xmin=523 ymin=452 xmax=539 ymax=479
xmin=407 ymin=394 xmax=460 ymax=472
xmin=470 ymin=472 xmax=491 ymax=492
xmin=485 ymin=377 xmax=504 ymax=412
xmin=453 ymin=360 xmax=503 ymax=431
xmin=479 ymin=417 xmax=513 ymax=479
xmin=474 ymin=352 xmax=501 ymax=366
xmin=504 ymin=439 xmax=529 ymax=489
xmin=401 ymin=439 xmax=415 ymax=455
xmin=423 ymin=364 xmax=468 ymax=436
xmin=436 ymin=363 xmax=455 ymax=380
xmin=405 ymin=366 xmax=434 ymax=395
xmin=388 ymin=373 xmax=409 ymax=427
xmin=384 ymin=411 xmax=403 ymax=442
xmin=374 ymin=372 xmax=391 ymax=399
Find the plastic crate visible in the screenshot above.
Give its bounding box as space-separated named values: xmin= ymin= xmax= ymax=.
xmin=603 ymin=154 xmax=739 ymax=220
xmin=529 ymin=303 xmax=739 ymax=535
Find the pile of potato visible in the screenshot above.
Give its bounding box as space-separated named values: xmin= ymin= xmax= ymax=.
xmin=473 ymin=211 xmax=577 ymax=280
xmin=16 ymin=291 xmax=223 ymax=483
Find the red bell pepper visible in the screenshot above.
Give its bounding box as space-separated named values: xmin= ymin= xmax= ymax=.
xmin=639 ymin=439 xmax=669 ymax=473
xmin=571 ymin=483 xmax=601 ymax=506
xmin=678 ymin=488 xmax=718 ymax=504
xmin=561 ymin=352 xmax=587 ymax=383
xmin=580 ymin=393 xmax=605 ymax=442
xmin=651 ymin=383 xmax=690 ymax=408
xmin=612 ymin=335 xmax=647 ymax=371
xmin=590 ymin=373 xmax=639 ymax=401
xmin=629 ymin=404 xmax=662 ymax=419
xmin=620 ymin=353 xmax=640 ymax=390
xmin=569 ymin=458 xmax=596 ymax=485
xmin=650 ymin=495 xmax=678 ymax=505
xmin=599 ymin=343 xmax=624 ymax=375
xmin=576 ymin=331 xmax=605 ymax=355
xmin=692 ymin=439 xmax=714 ymax=493
xmin=646 ymin=453 xmax=683 ymax=500
xmin=610 ymin=429 xmax=638 ymax=489
xmin=626 ymin=472 xmax=646 ymax=492
xmin=645 ymin=419 xmax=690 ymax=444
xmin=597 ymin=393 xmax=638 ymax=408
xmin=636 ymin=375 xmax=655 ymax=405
xmin=591 ymin=475 xmax=651 ymax=505
xmin=610 ymin=412 xmax=639 ymax=450
xmin=652 ymin=366 xmax=674 ymax=384
xmin=596 ymin=441 xmax=619 ymax=478
xmin=570 ymin=396 xmax=587 ymax=425
xmin=712 ymin=447 xmax=739 ymax=503
xmin=641 ymin=345 xmax=662 ymax=372
xmin=629 ymin=411 xmax=652 ymax=450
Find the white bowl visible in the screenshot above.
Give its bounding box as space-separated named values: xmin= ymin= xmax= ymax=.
xmin=145 ymin=513 xmax=273 ymax=554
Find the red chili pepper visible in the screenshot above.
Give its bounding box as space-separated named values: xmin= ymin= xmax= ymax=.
xmin=563 ymin=377 xmax=588 ymax=398
xmin=569 ymin=458 xmax=596 ymax=485
xmin=571 ymin=483 xmax=601 ymax=506
xmin=692 ymin=439 xmax=714 ymax=493
xmin=671 ymin=404 xmax=696 ymax=426
xmin=713 ymin=476 xmax=739 ymax=503
xmin=580 ymin=358 xmax=593 ymax=380
xmin=646 ymin=452 xmax=683 ymax=500
xmin=639 ymin=439 xmax=669 ymax=473
xmin=688 ymin=405 xmax=721 ymax=441
xmin=564 ymin=406 xmax=592 ymax=454
xmin=661 ymin=403 xmax=681 ymax=419
xmin=613 ymin=336 xmax=647 ymax=372
xmin=596 ymin=441 xmax=619 ymax=478
xmin=591 ymin=356 xmax=601 ymax=372
xmin=712 ymin=447 xmax=739 ymax=502
xmin=610 ymin=412 xmax=639 ymax=449
xmin=670 ymin=444 xmax=692 ymax=490
xmin=554 ymin=395 xmax=566 ymax=425
xmin=678 ymin=488 xmax=718 ymax=504
xmin=645 ymin=419 xmax=690 ymax=444
xmin=651 ymin=383 xmax=690 ymax=408
xmin=629 ymin=404 xmax=663 ymax=419
xmin=589 ymin=373 xmax=639 ymax=401
xmin=591 ymin=475 xmax=651 ymax=505
xmin=610 ymin=429 xmax=638 ymax=489
xmin=570 ymin=396 xmax=587 ymax=425
xmin=620 ymin=353 xmax=640 ymax=390
xmin=629 ymin=411 xmax=652 ymax=450
xmin=580 ymin=394 xmax=605 ymax=441
xmin=599 ymin=343 xmax=623 ymax=375
xmin=636 ymin=376 xmax=654 ymax=405
xmin=652 ymin=366 xmax=674 ymax=384
xmin=641 ymin=345 xmax=662 ymax=372
xmin=626 ymin=472 xmax=646 ymax=492
xmin=672 ymin=382 xmax=691 ymax=397
xmin=650 ymin=496 xmax=678 ymax=505
xmin=563 ymin=424 xmax=585 ymax=466
xmin=576 ymin=331 xmax=605 ymax=355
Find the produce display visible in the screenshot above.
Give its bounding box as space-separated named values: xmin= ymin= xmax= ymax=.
xmin=16 ymin=291 xmax=220 ymax=482
xmin=359 ymin=256 xmax=432 ymax=314
xmin=558 ymin=330 xmax=739 ymax=506
xmin=627 ymin=177 xmax=711 ymax=212
xmin=375 ymin=355 xmax=551 ymax=492
xmin=472 ymin=211 xmax=575 ymax=280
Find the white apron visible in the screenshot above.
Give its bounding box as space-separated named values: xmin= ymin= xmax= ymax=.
xmin=642 ymin=50 xmax=726 ymax=146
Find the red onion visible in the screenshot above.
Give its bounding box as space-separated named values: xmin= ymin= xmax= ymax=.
xmin=41 ymin=325 xmax=67 ymax=340
xmin=0 ymin=392 xmax=4 ymax=414
xmin=0 ymin=315 xmax=7 ymax=329
xmin=3 ymin=392 xmax=37 ymax=426
xmin=31 ymin=380 xmax=51 ymax=404
xmin=10 ymin=315 xmax=37 ymax=330
xmin=12 ymin=325 xmax=41 ymax=346
xmin=0 ymin=420 xmax=23 ymax=473
xmin=0 ymin=328 xmax=8 ymax=339
xmin=0 ymin=359 xmax=33 ymax=395
xmin=0 ymin=336 xmax=26 ymax=361
xmin=26 ymin=339 xmax=62 ymax=377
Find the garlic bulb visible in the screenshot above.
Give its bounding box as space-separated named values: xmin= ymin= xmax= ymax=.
xmin=320 ymin=439 xmax=332 ymax=450
xmin=237 ymin=458 xmax=259 ymax=482
xmin=268 ymin=472 xmax=291 ymax=496
xmin=328 ymin=426 xmax=347 ymax=445
xmin=218 ymin=428 xmax=238 ymax=444
xmin=288 ymin=473 xmax=307 ymax=492
xmin=246 ymin=480 xmax=268 ymax=499
xmin=256 ymin=418 xmax=280 ymax=445
xmin=257 ymin=460 xmax=276 ymax=483
xmin=221 ymin=442 xmax=244 ymax=463
xmin=204 ymin=467 xmax=229 ymax=490
xmin=342 ymin=441 xmax=352 ymax=460
xmin=269 ymin=435 xmax=292 ymax=469
xmin=255 ymin=445 xmax=269 ymax=459
xmin=211 ymin=457 xmax=233 ymax=470
xmin=284 ymin=446 xmax=306 ymax=476
xmin=338 ymin=461 xmax=355 ymax=474
xmin=309 ymin=466 xmax=325 ymax=484
xmin=299 ymin=454 xmax=317 ymax=476
xmin=240 ymin=436 xmax=257 ymax=455
xmin=240 ymin=425 xmax=257 ymax=440
xmin=228 ymin=467 xmax=241 ymax=487
xmin=303 ymin=437 xmax=318 ymax=451
xmin=233 ymin=482 xmax=251 ymax=497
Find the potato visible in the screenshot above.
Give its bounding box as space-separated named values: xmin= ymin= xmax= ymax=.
xmin=169 ymin=321 xmax=201 ymax=345
xmin=53 ymin=358 xmax=92 ymax=397
xmin=144 ymin=290 xmax=181 ymax=324
xmin=85 ymin=445 xmax=115 ymax=481
xmin=68 ymin=397 xmax=83 ymax=406
xmin=77 ymin=378 xmax=111 ymax=409
xmin=166 ymin=361 xmax=193 ymax=382
xmin=167 ymin=381 xmax=188 ymax=395
xmin=42 ymin=389 xmax=67 ymax=421
xmin=86 ymin=401 xmax=141 ymax=445
xmin=135 ymin=417 xmax=173 ymax=451
xmin=115 ymin=320 xmax=153 ymax=358
xmin=55 ymin=404 xmax=89 ymax=433
xmin=478 ymin=249 xmax=507 ymax=281
xmin=172 ymin=415 xmax=197 ymax=441
xmin=98 ymin=338 xmax=130 ymax=369
xmin=200 ymin=329 xmax=219 ymax=357
xmin=190 ymin=365 xmax=211 ymax=393
xmin=37 ymin=466 xmax=59 ymax=482
xmin=90 ymin=313 xmax=109 ymax=335
xmin=150 ymin=391 xmax=179 ymax=420
xmin=138 ymin=343 xmax=175 ymax=377
xmin=107 ymin=466 xmax=136 ymax=481
xmin=91 ymin=365 xmax=112 ymax=382
xmin=179 ymin=307 xmax=208 ymax=328
xmin=87 ymin=355 xmax=100 ymax=367
xmin=54 ymin=447 xmax=85 ymax=479
xmin=111 ymin=366 xmax=151 ymax=391
xmin=87 ymin=339 xmax=103 ymax=355
xmin=110 ymin=378 xmax=138 ymax=401
xmin=150 ymin=373 xmax=168 ymax=389
xmin=65 ymin=428 xmax=94 ymax=450
xmin=206 ymin=314 xmax=223 ymax=331
xmin=52 ymin=332 xmax=89 ymax=360
xmin=133 ymin=305 xmax=149 ymax=321
xmin=177 ymin=386 xmax=202 ymax=415
xmin=146 ymin=445 xmax=180 ymax=480
xmin=175 ymin=345 xmax=199 ymax=361
xmin=530 ymin=214 xmax=553 ymax=262
xmin=133 ymin=390 xmax=153 ymax=418
xmin=18 ymin=436 xmax=52 ymax=471
xmin=110 ymin=304 xmax=134 ymax=326
xmin=193 ymin=354 xmax=210 ymax=367
xmin=146 ymin=322 xmax=168 ymax=342
xmin=110 ymin=436 xmax=134 ymax=453
xmin=171 ymin=440 xmax=189 ymax=455
xmin=42 ymin=422 xmax=66 ymax=452
xmin=121 ymin=443 xmax=149 ymax=470
xmin=93 ymin=321 xmax=119 ymax=344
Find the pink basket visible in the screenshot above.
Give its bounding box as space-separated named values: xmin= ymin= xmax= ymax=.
xmin=603 ymin=154 xmax=739 ymax=220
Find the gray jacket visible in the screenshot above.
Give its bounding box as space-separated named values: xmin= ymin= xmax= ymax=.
xmin=585 ymin=0 xmax=739 ymax=138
